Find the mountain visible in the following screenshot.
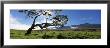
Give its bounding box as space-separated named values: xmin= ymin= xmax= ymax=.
xmin=71 ymin=23 xmax=101 ymax=29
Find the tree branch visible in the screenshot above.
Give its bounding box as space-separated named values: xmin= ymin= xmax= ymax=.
xmin=32 ymin=16 xmax=38 ymax=26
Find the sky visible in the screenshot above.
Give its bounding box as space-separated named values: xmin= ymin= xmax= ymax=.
xmin=10 ymin=10 xmax=101 ymax=30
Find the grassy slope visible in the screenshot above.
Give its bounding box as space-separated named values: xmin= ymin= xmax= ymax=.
xmin=10 ymin=29 xmax=101 ymax=39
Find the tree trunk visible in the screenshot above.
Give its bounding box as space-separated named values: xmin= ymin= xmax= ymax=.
xmin=25 ymin=24 xmax=35 ymax=36
xmin=25 ymin=16 xmax=38 ymax=36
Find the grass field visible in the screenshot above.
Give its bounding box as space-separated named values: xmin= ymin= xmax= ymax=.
xmin=10 ymin=29 xmax=101 ymax=39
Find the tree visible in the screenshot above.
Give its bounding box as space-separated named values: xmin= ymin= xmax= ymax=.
xmin=19 ymin=10 xmax=53 ymax=35
xmin=19 ymin=9 xmax=69 ymax=35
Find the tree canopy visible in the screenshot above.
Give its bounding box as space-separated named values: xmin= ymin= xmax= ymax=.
xmin=18 ymin=9 xmax=68 ymax=27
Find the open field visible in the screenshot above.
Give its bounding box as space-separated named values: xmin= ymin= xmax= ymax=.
xmin=10 ymin=29 xmax=101 ymax=39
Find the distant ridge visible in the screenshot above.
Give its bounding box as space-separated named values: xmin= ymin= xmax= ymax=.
xmin=71 ymin=23 xmax=101 ymax=28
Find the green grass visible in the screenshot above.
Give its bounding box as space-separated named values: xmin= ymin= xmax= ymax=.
xmin=10 ymin=29 xmax=101 ymax=39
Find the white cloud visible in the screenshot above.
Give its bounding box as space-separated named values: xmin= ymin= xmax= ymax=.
xmin=10 ymin=15 xmax=41 ymax=30
xmin=35 ymin=15 xmax=53 ymax=24
xmin=47 ymin=26 xmax=57 ymax=29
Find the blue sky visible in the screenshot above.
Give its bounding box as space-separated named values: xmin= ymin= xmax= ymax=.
xmin=60 ymin=10 xmax=101 ymax=25
xmin=10 ymin=10 xmax=101 ymax=30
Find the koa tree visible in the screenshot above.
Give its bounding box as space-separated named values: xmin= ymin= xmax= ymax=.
xmin=18 ymin=10 xmax=68 ymax=35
